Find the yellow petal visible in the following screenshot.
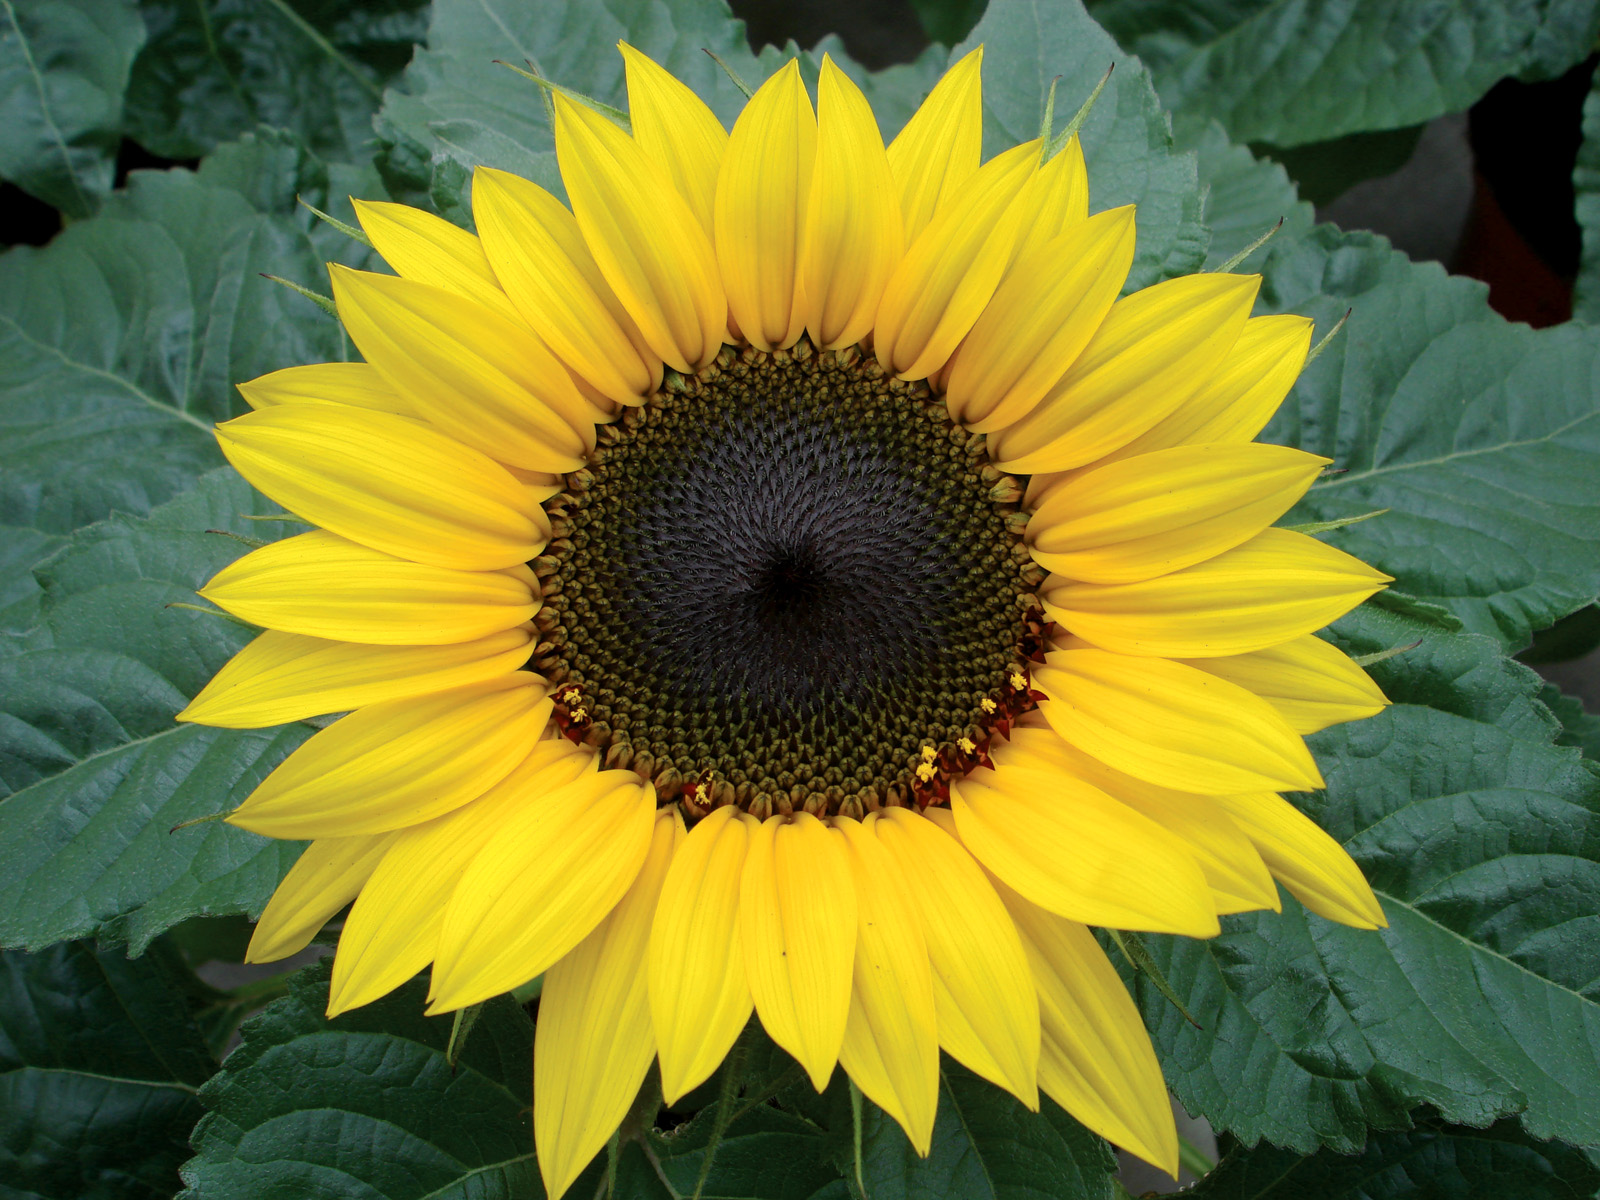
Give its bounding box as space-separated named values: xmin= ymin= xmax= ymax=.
xmin=237 ymin=362 xmax=407 ymax=415
xmin=178 ymin=627 xmax=533 ymax=728
xmin=714 ymin=59 xmax=815 ymax=352
xmin=472 ymin=166 xmax=662 ymax=406
xmin=1100 ymin=313 xmax=1314 ymax=466
xmin=245 ymin=832 xmax=393 ymax=963
xmin=351 ymin=197 xmax=522 ymax=324
xmin=555 ymin=93 xmax=726 ymax=372
xmin=328 ymin=738 xmax=597 ymax=1015
xmin=1008 ymin=135 xmax=1090 ymax=264
xmin=329 ymin=264 xmax=592 ymax=472
xmin=649 ymin=805 xmax=755 ymax=1103
xmin=987 ymin=273 xmax=1260 ymax=473
xmin=886 ymin=46 xmax=982 ymax=243
xmin=215 ymin=405 xmax=548 ymax=571
xmin=227 ymin=676 xmax=549 ymax=839
xmin=834 ymin=816 xmax=939 ymax=1156
xmin=799 ymin=55 xmax=901 ymax=349
xmin=944 ymin=206 xmax=1136 ymax=433
xmin=991 ymin=875 xmax=1178 ymax=1176
xmin=1043 ymin=527 xmax=1391 ymax=658
xmin=739 ymin=813 xmax=856 ymax=1090
xmin=428 ymin=768 xmax=656 ymax=1012
xmin=200 ymin=530 xmax=537 ymax=645
xmin=1027 ymin=442 xmax=1329 ymax=584
xmin=1185 ymin=634 xmax=1389 ymax=734
xmin=992 ymin=727 xmax=1278 ymax=915
xmin=536 ymin=808 xmax=682 ymax=1200
xmin=1215 ymin=791 xmax=1386 ymax=928
xmin=1032 ymin=647 xmax=1325 ymax=794
xmin=951 ymin=765 xmax=1219 ymax=936
xmin=873 ymin=808 xmax=1040 ymax=1107
xmin=621 ymin=42 xmax=727 ymax=237
xmin=874 ymin=139 xmax=1039 ymax=380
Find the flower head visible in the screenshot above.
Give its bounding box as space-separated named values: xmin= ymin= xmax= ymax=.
xmin=184 ymin=44 xmax=1391 ymax=1196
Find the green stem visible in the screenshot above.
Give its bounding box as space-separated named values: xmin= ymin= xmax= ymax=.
xmin=691 ymin=1042 xmax=747 ymax=1200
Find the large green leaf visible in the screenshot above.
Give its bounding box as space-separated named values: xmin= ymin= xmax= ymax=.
xmin=0 ymin=937 xmax=215 ymax=1200
xmin=180 ymin=961 xmax=547 ymax=1199
xmin=0 ymin=470 xmax=310 ymax=954
xmin=1256 ymin=227 xmax=1600 ymax=648
xmin=855 ymin=1062 xmax=1118 ymax=1200
xmin=954 ymin=0 xmax=1207 ymax=291
xmin=124 ymin=0 xmax=429 ymax=162
xmin=0 ymin=0 xmax=145 ymax=217
xmin=1176 ymin=1113 xmax=1600 ymax=1199
xmin=1133 ymin=605 xmax=1600 ymax=1155
xmin=1091 ymin=0 xmax=1600 ymax=148
xmin=0 ymin=148 xmax=346 ymax=547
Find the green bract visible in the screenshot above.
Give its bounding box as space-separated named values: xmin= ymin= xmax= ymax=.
xmin=1 ymin=0 xmax=1598 ymax=1196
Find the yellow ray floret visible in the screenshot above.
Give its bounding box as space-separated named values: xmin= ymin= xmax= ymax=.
xmin=228 ymin=676 xmax=550 ymax=839
xmin=215 ymin=405 xmax=549 ymax=572
xmin=178 ymin=627 xmax=533 ymax=728
xmin=800 ymin=56 xmax=902 ymax=349
xmin=715 ymin=59 xmax=815 ymax=352
xmin=945 ymin=205 xmax=1136 ymax=434
xmin=536 ymin=809 xmax=682 ymax=1199
xmin=874 ymin=139 xmax=1038 ymax=380
xmin=429 ymin=769 xmax=656 ymax=1012
xmin=835 ymin=815 xmax=940 ymax=1156
xmin=554 ymin=94 xmax=725 ymax=372
xmin=200 ymin=531 xmax=537 ymax=645
xmin=952 ymin=765 xmax=1220 ymax=936
xmin=1027 ymin=442 xmax=1328 ymax=584
xmin=994 ymin=726 xmax=1279 ymax=915
xmin=621 ymin=42 xmax=727 ymax=238
xmin=352 ymin=197 xmax=523 ymax=324
xmin=1043 ymin=527 xmax=1391 ymax=657
xmin=1215 ymin=792 xmax=1387 ymax=928
xmin=236 ymin=361 xmax=407 ymax=415
xmin=245 ymin=832 xmax=394 ymax=963
xmin=472 ymin=165 xmax=662 ymax=406
xmin=990 ymin=272 xmax=1260 ymax=474
xmin=327 ymin=739 xmax=596 ymax=1016
xmin=330 ymin=265 xmax=593 ymax=472
xmin=885 ymin=46 xmax=982 ymax=242
xmin=739 ymin=812 xmax=857 ymax=1090
xmin=875 ymin=807 xmax=1040 ymax=1107
xmin=1032 ymin=648 xmax=1325 ymax=794
xmin=649 ymin=805 xmax=756 ymax=1103
xmin=1185 ymin=634 xmax=1389 ymax=734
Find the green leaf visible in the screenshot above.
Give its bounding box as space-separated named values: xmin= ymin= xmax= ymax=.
xmin=180 ymin=960 xmax=549 ymax=1199
xmin=1092 ymin=0 xmax=1600 ymax=148
xmin=1 ymin=938 xmax=215 ymax=1200
xmin=853 ymin=1061 xmax=1118 ymax=1200
xmin=0 ymin=155 xmax=346 ymax=546
xmin=1573 ymin=65 xmax=1600 ymax=324
xmin=1177 ymin=1113 xmax=1600 ymax=1199
xmin=0 ymin=469 xmax=311 ymax=954
xmin=957 ymin=0 xmax=1208 ymax=291
xmin=650 ymin=1103 xmax=850 ymax=1199
xmin=1256 ymin=226 xmax=1600 ymax=649
xmin=372 ymin=0 xmax=777 ymax=223
xmin=0 ymin=0 xmax=145 ymax=217
xmin=1540 ymin=684 xmax=1600 ymax=764
xmin=124 ymin=0 xmax=429 ymax=162
xmin=1134 ymin=605 xmax=1600 ymax=1155
xmin=1176 ymin=114 xmax=1312 ymax=269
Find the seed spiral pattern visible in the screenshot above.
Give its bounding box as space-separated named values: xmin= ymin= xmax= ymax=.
xmin=532 ymin=341 xmax=1045 ymax=817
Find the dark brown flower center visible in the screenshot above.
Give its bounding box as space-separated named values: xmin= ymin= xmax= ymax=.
xmin=532 ymin=340 xmax=1046 ymax=818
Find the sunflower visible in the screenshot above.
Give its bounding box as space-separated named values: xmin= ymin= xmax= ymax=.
xmin=181 ymin=43 xmax=1393 ymax=1195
